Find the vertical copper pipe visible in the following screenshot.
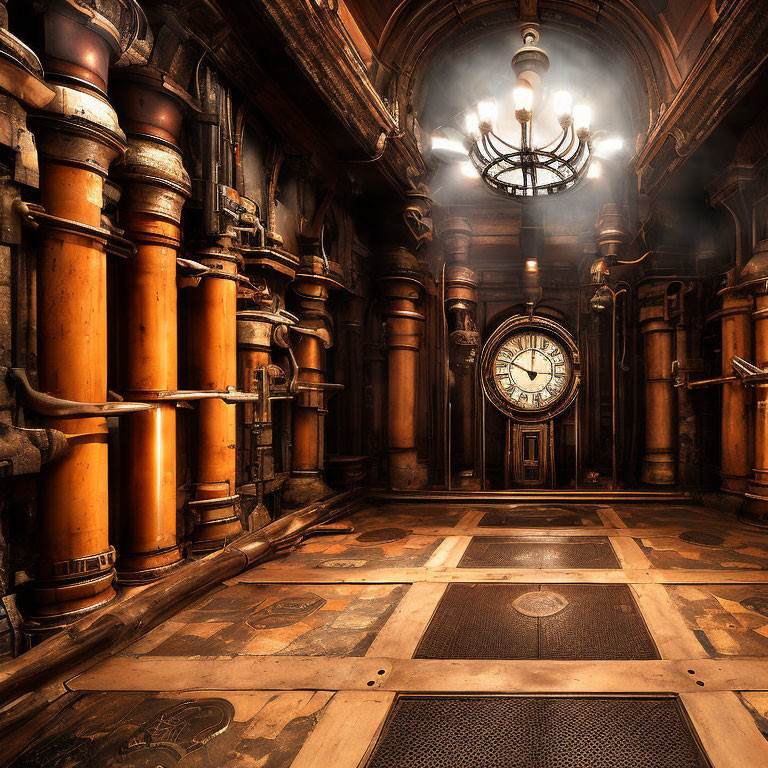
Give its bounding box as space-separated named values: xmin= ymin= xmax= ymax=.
xmin=439 ymin=219 xmax=477 ymax=484
xmin=31 ymin=17 xmax=126 ymax=621
xmin=746 ymin=289 xmax=768 ymax=520
xmin=189 ymin=241 xmax=243 ymax=546
xmin=739 ymin=242 xmax=768 ymax=524
xmin=292 ymin=336 xmax=323 ymax=472
xmin=720 ymin=291 xmax=753 ymax=493
xmin=379 ymin=247 xmax=427 ymax=490
xmin=640 ymin=317 xmax=676 ymax=485
xmin=283 ymin=276 xmax=335 ymax=507
xmin=112 ymin=80 xmax=190 ymax=581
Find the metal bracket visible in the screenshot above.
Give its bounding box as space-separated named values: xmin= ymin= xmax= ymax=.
xmin=732 ymin=356 xmax=768 ymax=386
xmin=7 ymin=368 xmax=155 ymax=418
xmin=18 ymin=201 xmax=135 ymax=258
xmin=150 ymin=388 xmax=262 ymax=404
xmin=672 ymin=359 xmax=728 ymax=389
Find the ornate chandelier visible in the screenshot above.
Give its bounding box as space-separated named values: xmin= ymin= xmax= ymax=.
xmin=456 ymin=27 xmax=594 ymax=199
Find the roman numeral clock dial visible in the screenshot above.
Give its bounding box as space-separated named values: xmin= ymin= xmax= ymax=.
xmin=481 ymin=317 xmax=580 ymax=422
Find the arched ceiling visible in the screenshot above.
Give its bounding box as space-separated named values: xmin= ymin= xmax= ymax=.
xmin=341 ymin=0 xmax=718 ymax=137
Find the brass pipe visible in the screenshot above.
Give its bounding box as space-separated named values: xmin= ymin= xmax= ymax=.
xmin=441 ymin=259 xmax=450 ymax=490
xmin=719 ymin=293 xmax=752 ymax=494
xmin=8 ymin=368 xmax=153 ymax=417
xmin=610 ymin=287 xmax=628 ymax=489
xmin=379 ymin=248 xmax=427 ymax=490
xmin=740 ymin=241 xmax=768 ymax=523
xmin=113 ymin=77 xmax=191 ymax=582
xmin=640 ymin=316 xmax=676 ymax=485
xmin=30 ymin=13 xmax=128 ymax=622
xmin=680 ymin=375 xmax=738 ymax=389
xmin=189 ymin=241 xmax=243 ymax=547
xmin=745 ymin=286 xmax=768 ymax=521
xmin=283 ymin=275 xmax=337 ymax=507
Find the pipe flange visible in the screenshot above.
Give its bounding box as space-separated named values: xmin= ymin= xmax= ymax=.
xmin=34 ymin=84 xmax=126 ymax=173
xmin=37 ymin=545 xmax=116 ymax=581
xmin=118 ymin=136 xmax=192 ymax=198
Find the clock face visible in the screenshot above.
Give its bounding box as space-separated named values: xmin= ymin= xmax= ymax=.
xmin=480 ymin=316 xmax=580 ymax=422
xmin=492 ymin=331 xmax=572 ymax=410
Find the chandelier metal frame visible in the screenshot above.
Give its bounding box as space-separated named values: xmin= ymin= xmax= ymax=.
xmin=468 ymin=112 xmax=591 ymax=198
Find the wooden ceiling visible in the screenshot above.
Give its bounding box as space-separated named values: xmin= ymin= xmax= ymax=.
xmin=340 ymin=0 xmax=717 ymax=120
xmin=342 ymin=0 xmax=715 ymax=67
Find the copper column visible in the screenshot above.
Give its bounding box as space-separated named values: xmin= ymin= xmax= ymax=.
xmin=31 ymin=12 xmax=126 ymax=618
xmin=379 ymin=247 xmax=427 ymax=489
xmin=440 ymin=218 xmax=478 ymax=482
xmin=283 ymin=275 xmax=336 ymax=507
xmin=639 ymin=286 xmax=676 ymax=485
xmin=720 ymin=288 xmax=753 ymax=494
xmin=112 ymin=77 xmax=190 ymax=581
xmin=743 ymin=241 xmax=768 ymax=523
xmin=189 ymin=237 xmax=244 ymax=546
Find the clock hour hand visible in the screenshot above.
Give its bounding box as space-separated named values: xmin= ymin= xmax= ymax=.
xmin=510 ymin=361 xmax=537 ymax=381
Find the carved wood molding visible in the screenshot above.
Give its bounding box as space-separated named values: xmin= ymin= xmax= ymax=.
xmin=254 ymin=0 xmax=427 ymax=194
xmin=635 ymin=0 xmax=768 ymax=199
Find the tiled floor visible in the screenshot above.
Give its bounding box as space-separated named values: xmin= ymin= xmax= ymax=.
xmin=5 ymin=500 xmax=768 ymax=766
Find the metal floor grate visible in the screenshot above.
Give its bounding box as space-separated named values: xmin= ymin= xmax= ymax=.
xmin=414 ymin=584 xmax=659 ymax=659
xmin=458 ymin=536 xmax=620 ymax=569
xmin=479 ymin=505 xmax=598 ymax=527
xmin=364 ymin=696 xmax=709 ymax=768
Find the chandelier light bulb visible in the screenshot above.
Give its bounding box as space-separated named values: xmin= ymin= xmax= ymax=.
xmin=573 ymin=104 xmax=592 ymax=137
xmin=465 ymin=111 xmax=480 ymax=139
xmin=477 ymin=98 xmax=498 ymax=130
xmin=554 ymin=90 xmax=572 ymax=118
xmin=513 ymin=85 xmax=533 ymax=118
xmin=587 ymin=160 xmax=601 ymax=179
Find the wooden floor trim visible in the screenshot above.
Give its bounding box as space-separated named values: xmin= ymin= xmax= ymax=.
xmin=233 ymin=566 xmax=768 ymax=585
xmin=364 ymin=583 xmax=447 ymax=659
xmin=289 ymin=691 xmax=393 ymax=768
xmin=401 ymin=525 xmax=686 ymax=537
xmin=629 ymin=582 xmax=709 ymax=660
xmin=69 ymin=656 xmax=768 ymax=694
xmin=681 ymin=691 xmax=768 ymax=768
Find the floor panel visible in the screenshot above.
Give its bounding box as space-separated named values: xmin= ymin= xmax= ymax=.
xmin=666 ymin=584 xmax=768 ymax=657
xmin=363 ymin=695 xmax=709 ymax=768
xmin=458 ymin=536 xmax=621 ymax=569
xmin=266 ymin=532 xmax=443 ymax=570
xmin=478 ymin=504 xmax=603 ymax=527
xmin=414 ymin=584 xmax=658 ymax=660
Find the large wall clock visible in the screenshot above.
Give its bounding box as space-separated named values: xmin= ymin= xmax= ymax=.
xmin=480 ymin=315 xmax=580 ymax=422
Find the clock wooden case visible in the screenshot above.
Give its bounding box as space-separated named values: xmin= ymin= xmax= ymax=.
xmin=480 ymin=315 xmax=581 ymax=423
